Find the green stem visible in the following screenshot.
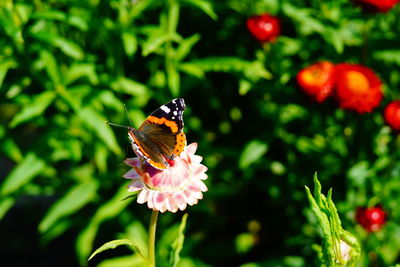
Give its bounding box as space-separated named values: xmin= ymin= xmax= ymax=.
xmin=148 ymin=210 xmax=159 ymax=267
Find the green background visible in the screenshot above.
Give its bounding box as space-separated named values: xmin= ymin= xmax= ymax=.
xmin=1 ymin=0 xmax=400 ymax=266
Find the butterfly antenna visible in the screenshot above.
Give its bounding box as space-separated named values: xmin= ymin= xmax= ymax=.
xmin=123 ymin=104 xmax=133 ymax=128
xmin=105 ymin=121 xmax=131 ymax=130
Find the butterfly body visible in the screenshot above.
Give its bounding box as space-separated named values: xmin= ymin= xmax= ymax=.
xmin=128 ymin=98 xmax=186 ymax=170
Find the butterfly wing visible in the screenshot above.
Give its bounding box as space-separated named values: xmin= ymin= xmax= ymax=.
xmin=129 ymin=98 xmax=186 ymax=170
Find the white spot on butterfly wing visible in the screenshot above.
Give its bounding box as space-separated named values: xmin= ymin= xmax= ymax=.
xmin=160 ymin=105 xmax=171 ymax=113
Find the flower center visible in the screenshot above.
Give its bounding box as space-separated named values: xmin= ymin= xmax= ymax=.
xmin=345 ymin=71 xmax=370 ymax=92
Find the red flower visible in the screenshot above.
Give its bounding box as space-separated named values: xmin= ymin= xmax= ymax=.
xmin=335 ymin=63 xmax=383 ymax=114
xmin=246 ymin=14 xmax=280 ymax=43
xmin=297 ymin=61 xmax=335 ymax=103
xmin=384 ymin=101 xmax=400 ymax=131
xmin=356 ymin=206 xmax=387 ymax=232
xmin=352 ymin=0 xmax=400 ymax=13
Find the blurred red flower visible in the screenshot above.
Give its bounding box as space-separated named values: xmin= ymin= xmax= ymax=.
xmin=335 ymin=63 xmax=383 ymax=114
xmin=246 ymin=14 xmax=280 ymax=43
xmin=297 ymin=61 xmax=335 ymax=103
xmin=384 ymin=101 xmax=400 ymax=131
xmin=356 ymin=206 xmax=387 ymax=232
xmin=352 ymin=0 xmax=400 ymax=13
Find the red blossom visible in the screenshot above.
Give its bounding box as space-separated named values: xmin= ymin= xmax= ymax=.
xmin=356 ymin=206 xmax=387 ymax=232
xmin=246 ymin=14 xmax=280 ymax=43
xmin=384 ymin=101 xmax=400 ymax=131
xmin=297 ymin=61 xmax=335 ymax=103
xmin=352 ymin=0 xmax=400 ymax=13
xmin=334 ymin=63 xmax=383 ymax=114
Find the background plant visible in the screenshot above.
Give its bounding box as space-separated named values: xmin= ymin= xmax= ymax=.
xmin=1 ymin=0 xmax=400 ymax=266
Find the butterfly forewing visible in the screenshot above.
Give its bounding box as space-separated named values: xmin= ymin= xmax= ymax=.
xmin=128 ymin=98 xmax=187 ymax=170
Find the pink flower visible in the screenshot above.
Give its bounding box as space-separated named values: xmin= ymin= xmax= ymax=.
xmin=123 ymin=143 xmax=208 ymax=213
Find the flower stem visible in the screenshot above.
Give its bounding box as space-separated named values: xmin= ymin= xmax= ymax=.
xmin=148 ymin=210 xmax=159 ymax=267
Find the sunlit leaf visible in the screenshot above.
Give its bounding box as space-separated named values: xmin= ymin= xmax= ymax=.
xmin=170 ymin=213 xmax=188 ymax=267
xmin=88 ymin=239 xmax=146 ymax=261
xmin=76 ymin=186 xmax=135 ymax=264
xmin=0 ymin=153 xmax=46 ymax=196
xmin=0 ymin=197 xmax=15 ymax=221
xmin=239 ymin=140 xmax=268 ymax=169
xmin=39 ymin=180 xmax=99 ymax=233
xmin=181 ymin=0 xmax=218 ymax=20
xmin=77 ymin=106 xmax=122 ymax=155
xmin=9 ymin=91 xmax=56 ymax=127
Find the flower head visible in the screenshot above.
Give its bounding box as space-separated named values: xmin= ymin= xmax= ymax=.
xmin=384 ymin=100 xmax=400 ymax=131
xmin=335 ymin=63 xmax=383 ymax=114
xmin=297 ymin=61 xmax=335 ymax=103
xmin=123 ymin=143 xmax=208 ymax=213
xmin=356 ymin=206 xmax=387 ymax=232
xmin=352 ymin=0 xmax=400 ymax=13
xmin=246 ymin=14 xmax=280 ymax=43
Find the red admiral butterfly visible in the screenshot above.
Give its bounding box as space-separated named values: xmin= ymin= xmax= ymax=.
xmin=107 ymin=98 xmax=187 ymax=170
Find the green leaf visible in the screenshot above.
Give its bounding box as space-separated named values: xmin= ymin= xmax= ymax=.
xmin=1 ymin=137 xmax=23 ymax=162
xmin=30 ymin=32 xmax=84 ymax=59
xmin=9 ymin=91 xmax=56 ymax=127
xmin=39 ymin=181 xmax=99 ymax=233
xmin=0 ymin=197 xmax=15 ymax=221
xmin=170 ymin=213 xmax=188 ymax=267
xmin=65 ymin=63 xmax=99 ymax=86
xmin=111 ymin=77 xmax=149 ymax=97
xmin=180 ymin=57 xmax=271 ymax=80
xmin=141 ymin=32 xmax=168 ymax=57
xmin=175 ymin=34 xmax=201 ymax=61
xmin=0 ymin=59 xmax=17 ymax=89
xmin=373 ymin=50 xmax=400 ymax=66
xmin=76 ymin=186 xmax=135 ymax=264
xmin=39 ymin=50 xmax=61 ymax=85
xmin=239 ymin=140 xmax=268 ymax=169
xmin=122 ymin=31 xmax=138 ymax=56
xmin=77 ymin=106 xmax=122 ymax=155
xmin=181 ymin=0 xmax=218 ymax=20
xmin=0 ymin=153 xmax=46 ymax=196
xmin=167 ymin=63 xmax=180 ymax=96
xmin=88 ymin=239 xmax=146 ymax=261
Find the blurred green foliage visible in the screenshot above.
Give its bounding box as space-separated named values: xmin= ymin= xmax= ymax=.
xmin=1 ymin=0 xmax=400 ymax=266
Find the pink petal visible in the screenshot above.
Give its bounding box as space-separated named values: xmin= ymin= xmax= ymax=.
xmin=123 ymin=168 xmax=140 ymax=179
xmin=128 ymin=180 xmax=145 ymax=192
xmin=137 ymin=190 xmax=148 ymax=204
xmin=124 ymin=158 xmax=140 ymax=167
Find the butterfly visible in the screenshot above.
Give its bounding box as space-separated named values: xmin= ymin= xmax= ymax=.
xmin=107 ymin=98 xmax=187 ymax=170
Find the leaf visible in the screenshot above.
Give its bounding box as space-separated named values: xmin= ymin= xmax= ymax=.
xmin=111 ymin=77 xmax=149 ymax=97
xmin=65 ymin=63 xmax=99 ymax=86
xmin=0 ymin=197 xmax=15 ymax=221
xmin=9 ymin=91 xmax=56 ymax=127
xmin=39 ymin=181 xmax=98 ymax=233
xmin=40 ymin=50 xmax=61 ymax=85
xmin=88 ymin=239 xmax=146 ymax=261
xmin=170 ymin=213 xmax=188 ymax=267
xmin=181 ymin=0 xmax=218 ymax=20
xmin=167 ymin=63 xmax=180 ymax=96
xmin=0 ymin=59 xmax=17 ymax=89
xmin=175 ymin=34 xmax=201 ymax=61
xmin=374 ymin=50 xmax=400 ymax=66
xmin=122 ymin=31 xmax=138 ymax=56
xmin=76 ymin=186 xmax=135 ymax=264
xmin=30 ymin=32 xmax=84 ymax=59
xmin=1 ymin=137 xmax=23 ymax=162
xmin=0 ymin=153 xmax=46 ymax=196
xmin=77 ymin=106 xmax=122 ymax=155
xmin=180 ymin=57 xmax=271 ymax=80
xmin=347 ymin=161 xmax=371 ymax=186
xmin=239 ymin=140 xmax=268 ymax=169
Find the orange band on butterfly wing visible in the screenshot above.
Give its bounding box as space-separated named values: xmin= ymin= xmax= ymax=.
xmin=147 ymin=116 xmax=179 ymax=133
xmin=173 ymin=132 xmax=186 ymax=156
